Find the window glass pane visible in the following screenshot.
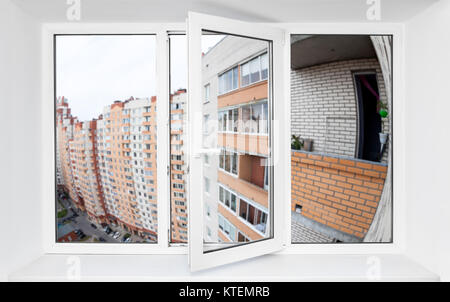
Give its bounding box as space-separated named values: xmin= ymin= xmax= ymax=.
xmin=241 ymin=62 xmax=250 ymax=86
xmin=219 ymin=149 xmax=224 ymax=169
xmin=261 ymin=53 xmax=268 ymax=80
xmin=55 ymin=35 xmax=157 ymax=243
xmin=201 ymin=32 xmax=271 ymax=251
xmin=250 ymin=57 xmax=261 ymax=83
xmin=232 ymin=108 xmax=239 ymax=132
xmin=227 ymin=109 xmax=233 ymax=132
xmin=242 ymin=105 xmax=251 ymax=133
xmin=231 ymin=194 xmax=236 ymax=212
xmin=290 ymin=34 xmax=392 ymax=244
xmin=169 ymin=34 xmax=188 ymax=243
xmin=231 ymin=152 xmax=238 ymax=175
xmin=204 ymin=84 xmax=210 ymax=102
xmin=252 ymin=103 xmax=263 ymax=133
xmin=262 ymin=101 xmax=268 ymax=134
xmin=218 ymin=112 xmax=223 ymax=132
xmin=219 ymin=186 xmax=224 ymax=203
xmin=225 ymin=190 xmax=230 ymax=207
xmin=224 ymin=151 xmax=231 ymax=172
xmin=233 ymin=67 xmax=238 ymax=90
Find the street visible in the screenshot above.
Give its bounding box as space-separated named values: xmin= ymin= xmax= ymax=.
xmin=57 ymin=194 xmax=142 ymax=243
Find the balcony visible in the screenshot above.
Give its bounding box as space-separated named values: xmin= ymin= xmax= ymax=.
xmin=218 ymin=133 xmax=268 ymax=156
xmin=218 ymin=80 xmax=268 ymax=108
xmin=218 ymin=170 xmax=268 ymax=209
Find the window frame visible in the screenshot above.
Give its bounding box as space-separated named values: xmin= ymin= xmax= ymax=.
xmin=241 ymin=52 xmax=269 ymax=88
xmin=44 ymin=23 xmax=188 ymax=254
xmin=42 ymin=21 xmax=405 ymax=260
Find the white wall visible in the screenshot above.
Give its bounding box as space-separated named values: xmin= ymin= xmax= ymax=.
xmin=405 ymin=0 xmax=450 ymax=281
xmin=0 ymin=0 xmax=43 ymax=281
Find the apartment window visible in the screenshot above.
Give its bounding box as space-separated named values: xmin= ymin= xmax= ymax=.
xmin=238 ymin=232 xmax=250 ymax=242
xmin=203 ymin=114 xmax=210 ymax=135
xmin=218 ymin=108 xmax=239 ymax=133
xmin=219 ymin=149 xmax=238 ymax=176
xmin=218 ymin=66 xmax=238 ymax=95
xmin=242 ymin=101 xmax=268 ymax=134
xmin=204 ymin=84 xmax=210 ymax=103
xmin=239 ymin=199 xmax=268 ymax=234
xmin=218 ymin=214 xmax=236 ymax=241
xmin=241 ymin=53 xmax=268 ymax=87
xmin=219 ymin=185 xmax=237 ymax=213
xmin=204 ymin=177 xmax=210 ymax=194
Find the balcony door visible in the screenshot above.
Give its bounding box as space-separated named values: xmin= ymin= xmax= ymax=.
xmin=187 ymin=12 xmax=288 ymax=271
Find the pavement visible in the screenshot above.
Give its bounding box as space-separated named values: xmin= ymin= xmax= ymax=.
xmin=291 ymin=211 xmax=334 ymax=243
xmin=56 ymin=194 xmax=138 ymax=243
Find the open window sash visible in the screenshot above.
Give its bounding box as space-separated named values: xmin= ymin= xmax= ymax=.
xmin=187 ymin=12 xmax=288 ymax=271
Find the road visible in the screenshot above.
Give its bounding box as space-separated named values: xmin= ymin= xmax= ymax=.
xmin=57 ymin=196 xmax=120 ymax=243
xmin=57 ymin=192 xmax=154 ymax=243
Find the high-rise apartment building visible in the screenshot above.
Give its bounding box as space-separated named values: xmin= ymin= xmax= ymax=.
xmin=202 ymin=36 xmax=270 ymax=243
xmin=56 ymin=97 xmax=82 ymax=210
xmin=170 ymin=89 xmax=188 ymax=243
xmin=57 ymin=95 xmax=163 ymax=242
xmin=72 ymin=119 xmax=106 ymax=224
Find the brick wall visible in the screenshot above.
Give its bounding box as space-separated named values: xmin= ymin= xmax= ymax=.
xmin=291 ymin=150 xmax=387 ymax=239
xmin=291 ymin=58 xmax=389 ymax=164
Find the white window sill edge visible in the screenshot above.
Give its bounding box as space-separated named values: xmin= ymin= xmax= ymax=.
xmin=9 ymin=254 xmax=439 ymax=282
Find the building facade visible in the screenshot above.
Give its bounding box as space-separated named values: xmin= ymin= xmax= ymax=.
xmin=202 ymin=35 xmax=270 ymax=243
xmin=170 ymin=89 xmax=189 ymax=243
xmin=57 ymin=96 xmax=164 ymax=242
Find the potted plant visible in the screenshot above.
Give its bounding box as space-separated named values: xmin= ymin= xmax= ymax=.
xmin=377 ymin=100 xmax=388 ymax=118
xmin=291 ymin=135 xmax=303 ymax=150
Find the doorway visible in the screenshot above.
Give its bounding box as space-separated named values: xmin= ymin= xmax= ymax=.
xmin=354 ymin=73 xmax=382 ymax=162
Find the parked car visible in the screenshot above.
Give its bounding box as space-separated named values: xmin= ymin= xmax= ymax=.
xmin=90 ymin=223 xmax=97 ymax=229
xmin=124 ymin=237 xmax=131 ymax=243
xmin=103 ymin=226 xmax=112 ymax=234
xmin=99 ymin=237 xmax=106 ymax=242
xmin=113 ymin=232 xmax=120 ymax=239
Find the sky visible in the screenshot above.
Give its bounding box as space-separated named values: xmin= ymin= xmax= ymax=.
xmin=56 ymin=34 xmax=225 ymax=121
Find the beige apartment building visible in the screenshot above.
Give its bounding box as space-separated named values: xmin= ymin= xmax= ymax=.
xmin=57 ymin=95 xmax=165 ymax=242
xmin=170 ymin=89 xmax=188 ymax=243
xmin=202 ymin=35 xmax=270 ymax=243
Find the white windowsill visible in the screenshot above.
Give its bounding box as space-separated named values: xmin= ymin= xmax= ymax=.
xmin=9 ymin=254 xmax=439 ymax=282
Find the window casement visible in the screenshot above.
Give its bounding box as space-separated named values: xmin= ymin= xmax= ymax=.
xmin=218 ymin=66 xmax=239 ymax=95
xmin=218 ymin=100 xmax=268 ymax=135
xmin=241 ymin=52 xmax=269 ymax=87
xmin=204 ymin=83 xmax=210 ymax=103
xmin=218 ymin=149 xmax=238 ymax=176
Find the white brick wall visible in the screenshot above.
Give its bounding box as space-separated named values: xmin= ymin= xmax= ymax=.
xmin=291 ymin=58 xmax=389 ymax=163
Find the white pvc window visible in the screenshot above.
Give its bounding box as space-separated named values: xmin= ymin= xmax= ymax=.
xmin=188 ymin=12 xmax=287 ymax=271
xmin=218 ymin=66 xmax=238 ymax=95
xmin=241 ymin=52 xmax=269 ymax=87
